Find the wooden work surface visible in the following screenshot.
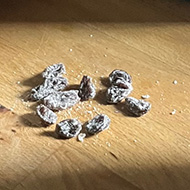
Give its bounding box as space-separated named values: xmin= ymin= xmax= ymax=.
xmin=0 ymin=1 xmax=190 ymax=190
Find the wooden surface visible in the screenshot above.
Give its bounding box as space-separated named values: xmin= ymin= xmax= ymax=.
xmin=0 ymin=1 xmax=190 ymax=190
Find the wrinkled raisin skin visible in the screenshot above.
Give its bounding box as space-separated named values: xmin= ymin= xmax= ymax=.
xmin=43 ymin=90 xmax=80 ymax=111
xmin=78 ymin=76 xmax=96 ymax=101
xmin=109 ymin=70 xmax=132 ymax=89
xmin=36 ymin=104 xmax=57 ymax=126
xmin=55 ymin=119 xmax=82 ymax=139
xmin=85 ymin=114 xmax=110 ymax=135
xmin=42 ymin=63 xmax=66 ymax=78
xmin=106 ymin=85 xmax=133 ymax=104
xmin=125 ymin=97 xmax=151 ymax=117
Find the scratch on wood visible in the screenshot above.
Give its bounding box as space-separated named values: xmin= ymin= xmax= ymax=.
xmin=109 ymin=152 xmax=118 ymax=160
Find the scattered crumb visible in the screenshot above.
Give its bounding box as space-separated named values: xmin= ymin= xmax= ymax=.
xmin=173 ymin=80 xmax=177 ymax=85
xmin=121 ymin=106 xmax=124 ymax=110
xmin=156 ymin=80 xmax=159 ymax=84
xmin=141 ymin=95 xmax=150 ymax=99
xmin=115 ymin=110 xmax=119 ymax=113
xmin=77 ymin=168 xmax=80 ymax=171
xmin=104 ymin=54 xmax=107 ymax=57
xmin=17 ymin=81 xmax=20 ymax=84
xmin=104 ymin=153 xmax=108 ymax=156
xmin=106 ymin=142 xmax=111 ymax=147
xmin=95 ymin=70 xmax=98 ymax=73
xmin=69 ymin=49 xmax=73 ymax=52
xmin=10 ymin=108 xmax=14 ymax=112
xmin=133 ymin=139 xmax=137 ymax=143
xmin=170 ymin=109 xmax=176 ymax=115
xmin=13 ymin=71 xmax=16 ymax=74
xmin=71 ymin=70 xmax=74 ymax=73
xmin=77 ymin=133 xmax=86 ymax=142
xmin=89 ymin=34 xmax=93 ymax=37
xmin=182 ymin=82 xmax=184 ymax=84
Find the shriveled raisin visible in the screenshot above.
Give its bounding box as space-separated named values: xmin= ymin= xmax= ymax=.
xmin=109 ymin=69 xmax=132 ymax=89
xmin=43 ymin=90 xmax=80 ymax=111
xmin=85 ymin=114 xmax=110 ymax=135
xmin=42 ymin=63 xmax=66 ymax=78
xmin=106 ymin=85 xmax=133 ymax=103
xmin=29 ymin=77 xmax=68 ymax=101
xmin=36 ymin=104 xmax=57 ymax=126
xmin=55 ymin=119 xmax=82 ymax=139
xmin=78 ymin=76 xmax=96 ymax=101
xmin=125 ymin=97 xmax=151 ymax=117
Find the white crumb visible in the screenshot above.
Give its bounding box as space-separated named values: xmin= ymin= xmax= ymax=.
xmin=141 ymin=95 xmax=150 ymax=99
xmin=87 ymin=111 xmax=92 ymax=114
xmin=115 ymin=110 xmax=119 ymax=113
xmin=69 ymin=49 xmax=73 ymax=52
xmin=104 ymin=54 xmax=107 ymax=57
xmin=173 ymin=80 xmax=177 ymax=85
xmin=170 ymin=109 xmax=176 ymax=115
xmin=133 ymin=139 xmax=137 ymax=143
xmin=137 ymin=73 xmax=140 ymax=76
xmin=89 ymin=34 xmax=93 ymax=37
xmin=78 ymin=133 xmax=86 ymax=142
xmin=17 ymin=81 xmax=20 ymax=84
xmin=104 ymin=153 xmax=108 ymax=156
xmin=106 ymin=142 xmax=111 ymax=147
xmin=156 ymin=80 xmax=159 ymax=84
xmin=95 ymin=70 xmax=98 ymax=73
xmin=71 ymin=70 xmax=74 ymax=73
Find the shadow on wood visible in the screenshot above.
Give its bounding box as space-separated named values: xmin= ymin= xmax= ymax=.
xmin=0 ymin=0 xmax=189 ymax=23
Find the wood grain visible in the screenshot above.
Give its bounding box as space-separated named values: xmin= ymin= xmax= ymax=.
xmin=0 ymin=1 xmax=190 ymax=190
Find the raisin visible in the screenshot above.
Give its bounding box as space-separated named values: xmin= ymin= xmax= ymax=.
xmin=109 ymin=69 xmax=132 ymax=89
xmin=42 ymin=63 xmax=66 ymax=78
xmin=43 ymin=90 xmax=80 ymax=111
xmin=106 ymin=85 xmax=133 ymax=103
xmin=46 ymin=77 xmax=68 ymax=91
xmin=36 ymin=104 xmax=57 ymax=126
xmin=125 ymin=97 xmax=151 ymax=117
xmin=55 ymin=119 xmax=82 ymax=139
xmin=30 ymin=84 xmax=55 ymax=101
xmin=78 ymin=76 xmax=96 ymax=101
xmin=85 ymin=114 xmax=110 ymax=135
xmin=29 ymin=77 xmax=68 ymax=101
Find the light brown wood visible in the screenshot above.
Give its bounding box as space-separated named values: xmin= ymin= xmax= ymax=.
xmin=0 ymin=1 xmax=190 ymax=190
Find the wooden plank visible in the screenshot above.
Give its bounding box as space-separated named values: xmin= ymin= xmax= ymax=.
xmin=0 ymin=1 xmax=190 ymax=190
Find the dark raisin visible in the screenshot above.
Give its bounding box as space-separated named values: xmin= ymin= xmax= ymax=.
xmin=42 ymin=63 xmax=66 ymax=78
xmin=55 ymin=119 xmax=82 ymax=139
xmin=106 ymin=85 xmax=133 ymax=104
xmin=78 ymin=76 xmax=96 ymax=101
xmin=43 ymin=90 xmax=80 ymax=111
xmin=125 ymin=97 xmax=151 ymax=117
xmin=29 ymin=77 xmax=68 ymax=101
xmin=85 ymin=114 xmax=110 ymax=135
xmin=36 ymin=104 xmax=57 ymax=126
xmin=109 ymin=69 xmax=132 ymax=89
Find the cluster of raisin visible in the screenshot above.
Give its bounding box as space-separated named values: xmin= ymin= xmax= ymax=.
xmin=106 ymin=70 xmax=133 ymax=103
xmin=56 ymin=114 xmax=110 ymax=139
xmin=106 ymin=69 xmax=151 ymax=116
xmin=30 ymin=63 xmax=110 ymax=140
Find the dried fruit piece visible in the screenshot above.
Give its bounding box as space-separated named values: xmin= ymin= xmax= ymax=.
xmin=43 ymin=90 xmax=80 ymax=111
xmin=30 ymin=84 xmax=55 ymax=101
xmin=109 ymin=69 xmax=132 ymax=89
xmin=125 ymin=97 xmax=151 ymax=117
xmin=46 ymin=77 xmax=68 ymax=91
xmin=86 ymin=114 xmax=110 ymax=135
xmin=36 ymin=104 xmax=57 ymax=126
xmin=56 ymin=119 xmax=82 ymax=139
xmin=42 ymin=63 xmax=66 ymax=78
xmin=29 ymin=77 xmax=68 ymax=101
xmin=78 ymin=76 xmax=96 ymax=101
xmin=106 ymin=85 xmax=133 ymax=103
